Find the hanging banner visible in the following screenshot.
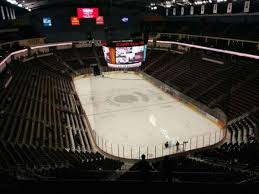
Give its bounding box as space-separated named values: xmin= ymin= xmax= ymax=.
xmin=166 ymin=8 xmax=169 ymax=16
xmin=244 ymin=1 xmax=250 ymax=13
xmin=201 ymin=5 xmax=205 ymax=15
xmin=6 ymin=7 xmax=10 ymax=19
xmin=213 ymin=4 xmax=217 ymax=14
xmin=181 ymin=7 xmax=184 ymax=15
xmin=13 ymin=9 xmax=16 ymax=19
xmin=227 ymin=3 xmax=232 ymax=14
xmin=190 ymin=6 xmax=194 ymax=15
xmin=173 ymin=8 xmax=176 ymax=16
xmin=9 ymin=8 xmax=13 ymax=19
xmin=0 ymin=6 xmax=5 ymax=20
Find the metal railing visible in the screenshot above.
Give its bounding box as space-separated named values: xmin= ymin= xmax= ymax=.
xmin=92 ymin=128 xmax=226 ymax=160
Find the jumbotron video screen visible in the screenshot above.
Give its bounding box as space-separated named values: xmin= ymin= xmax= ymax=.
xmin=102 ymin=40 xmax=147 ymax=68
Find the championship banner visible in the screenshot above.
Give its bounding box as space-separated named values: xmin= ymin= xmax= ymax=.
xmin=181 ymin=7 xmax=184 ymax=15
xmin=173 ymin=8 xmax=176 ymax=16
xmin=213 ymin=4 xmax=217 ymax=14
xmin=227 ymin=3 xmax=232 ymax=14
xmin=1 ymin=6 xmax=5 ymax=20
xmin=244 ymin=1 xmax=250 ymax=13
xmin=9 ymin=7 xmax=13 ymax=20
xmin=201 ymin=5 xmax=205 ymax=15
xmin=190 ymin=6 xmax=194 ymax=15
xmin=6 ymin=6 xmax=10 ymax=20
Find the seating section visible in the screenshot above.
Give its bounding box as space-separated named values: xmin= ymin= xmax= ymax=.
xmin=54 ymin=47 xmax=102 ymax=72
xmin=76 ymin=47 xmax=95 ymax=59
xmin=151 ymin=156 xmax=254 ymax=183
xmin=55 ymin=49 xmax=77 ymax=61
xmin=227 ymin=112 xmax=259 ymax=143
xmin=192 ymin=138 xmax=259 ymax=172
xmin=192 ymin=111 xmax=259 ymax=172
xmin=37 ymin=54 xmax=73 ymax=74
xmin=0 ymin=140 xmax=123 ymax=181
xmin=0 ymin=49 xmax=125 ymax=181
xmin=0 ymin=43 xmax=26 ymax=62
xmin=119 ymin=154 xmax=254 ymax=183
xmin=0 ymin=59 xmax=91 ymax=152
xmin=143 ymin=49 xmax=259 ymax=120
xmin=65 ymin=59 xmax=84 ymax=71
xmin=0 ymin=67 xmax=12 ymax=89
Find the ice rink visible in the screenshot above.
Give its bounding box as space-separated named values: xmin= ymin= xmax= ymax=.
xmin=74 ymin=71 xmax=222 ymax=158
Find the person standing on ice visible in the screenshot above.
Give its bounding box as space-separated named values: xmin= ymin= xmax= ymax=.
xmin=176 ymin=141 xmax=180 ymax=151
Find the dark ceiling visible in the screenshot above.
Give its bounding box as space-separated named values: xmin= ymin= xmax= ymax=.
xmin=13 ymin=0 xmax=194 ymax=11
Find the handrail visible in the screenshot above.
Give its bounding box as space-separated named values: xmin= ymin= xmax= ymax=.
xmin=149 ymin=40 xmax=259 ymax=60
xmin=159 ymin=32 xmax=259 ymax=45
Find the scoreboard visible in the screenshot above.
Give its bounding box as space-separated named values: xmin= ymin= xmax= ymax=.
xmin=101 ymin=39 xmax=145 ymax=47
xmin=101 ymin=39 xmax=147 ymax=68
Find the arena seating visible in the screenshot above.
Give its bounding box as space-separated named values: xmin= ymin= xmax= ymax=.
xmin=151 ymin=156 xmax=254 ymax=183
xmin=119 ymin=154 xmax=254 ymax=183
xmin=54 ymin=47 xmax=103 ymax=73
xmin=0 ymin=42 xmax=258 ymax=183
xmin=76 ymin=47 xmax=95 ymax=60
xmin=0 ymin=67 xmax=12 ymax=89
xmin=0 ymin=140 xmax=123 ymax=181
xmin=0 ymin=59 xmax=92 ymax=151
xmin=0 ymin=43 xmax=26 ymax=62
xmin=192 ymin=137 xmax=259 ymax=173
xmin=55 ymin=49 xmax=77 ymax=61
xmin=0 ymin=51 xmax=125 ymax=182
xmin=143 ymin=48 xmax=259 ymax=121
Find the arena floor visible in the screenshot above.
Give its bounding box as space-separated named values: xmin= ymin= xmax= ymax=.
xmin=74 ymin=71 xmax=222 ymax=159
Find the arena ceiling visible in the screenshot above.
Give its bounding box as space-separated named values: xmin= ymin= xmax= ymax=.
xmin=8 ymin=0 xmax=195 ymax=11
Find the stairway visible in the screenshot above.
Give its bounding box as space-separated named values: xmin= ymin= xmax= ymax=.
xmin=92 ymin=45 xmax=103 ymax=75
xmin=107 ymin=162 xmax=135 ymax=181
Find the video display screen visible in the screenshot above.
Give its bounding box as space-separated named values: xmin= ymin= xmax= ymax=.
xmin=101 ymin=40 xmax=147 ymax=68
xmin=96 ymin=16 xmax=104 ymax=25
xmin=43 ymin=17 xmax=52 ymax=27
xmin=116 ymin=46 xmax=144 ymax=64
xmin=77 ymin=8 xmax=99 ymax=19
xmin=102 ymin=45 xmax=146 ymax=65
xmin=71 ymin=16 xmax=80 ymax=26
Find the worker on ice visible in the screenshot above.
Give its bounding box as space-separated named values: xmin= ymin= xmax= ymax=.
xmin=164 ymin=138 xmax=177 ymax=149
